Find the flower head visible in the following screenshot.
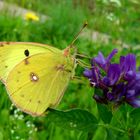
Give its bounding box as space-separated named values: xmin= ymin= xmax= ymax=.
xmin=84 ymin=49 xmax=140 ymax=108
xmin=93 ymin=49 xmax=118 ymax=71
xmin=24 ymin=12 xmax=39 ymax=21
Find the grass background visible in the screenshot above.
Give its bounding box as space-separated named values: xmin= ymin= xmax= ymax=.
xmin=0 ymin=0 xmax=140 ymax=139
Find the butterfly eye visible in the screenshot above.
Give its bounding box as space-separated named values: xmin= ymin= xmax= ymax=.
xmin=24 ymin=49 xmax=30 ymax=57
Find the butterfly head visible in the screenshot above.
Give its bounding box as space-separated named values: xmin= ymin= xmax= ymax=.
xmin=63 ymin=46 xmax=76 ymax=57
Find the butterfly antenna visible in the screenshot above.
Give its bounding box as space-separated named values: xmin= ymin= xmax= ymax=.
xmin=69 ymin=22 xmax=88 ymax=48
xmin=76 ymin=53 xmax=91 ymax=59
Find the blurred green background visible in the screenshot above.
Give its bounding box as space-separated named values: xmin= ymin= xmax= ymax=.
xmin=0 ymin=0 xmax=140 ymax=139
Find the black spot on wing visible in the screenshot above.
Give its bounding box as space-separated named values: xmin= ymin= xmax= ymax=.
xmin=24 ymin=50 xmax=30 ymax=65
xmin=24 ymin=49 xmax=30 ymax=57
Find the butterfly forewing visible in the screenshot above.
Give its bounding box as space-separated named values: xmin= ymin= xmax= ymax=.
xmin=0 ymin=42 xmax=60 ymax=82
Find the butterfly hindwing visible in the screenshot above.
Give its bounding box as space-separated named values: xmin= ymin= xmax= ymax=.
xmin=6 ymin=51 xmax=74 ymax=116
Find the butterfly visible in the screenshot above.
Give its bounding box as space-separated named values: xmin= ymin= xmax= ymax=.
xmin=0 ymin=23 xmax=87 ymax=116
xmin=0 ymin=42 xmax=75 ymax=116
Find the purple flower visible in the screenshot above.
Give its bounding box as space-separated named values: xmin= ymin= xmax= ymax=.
xmin=106 ymin=64 xmax=121 ymax=86
xmin=125 ymin=72 xmax=140 ymax=107
xmin=84 ymin=49 xmax=140 ymax=108
xmin=120 ymin=54 xmax=136 ymax=81
xmin=93 ymin=49 xmax=118 ymax=71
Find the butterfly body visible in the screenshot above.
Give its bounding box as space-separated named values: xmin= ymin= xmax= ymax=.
xmin=0 ymin=42 xmax=75 ymax=116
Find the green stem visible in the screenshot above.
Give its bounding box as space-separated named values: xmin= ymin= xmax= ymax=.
xmin=98 ymin=123 xmax=125 ymax=133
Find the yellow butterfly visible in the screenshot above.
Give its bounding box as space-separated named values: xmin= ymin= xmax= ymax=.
xmin=0 ymin=23 xmax=87 ymax=116
xmin=0 ymin=42 xmax=75 ymax=116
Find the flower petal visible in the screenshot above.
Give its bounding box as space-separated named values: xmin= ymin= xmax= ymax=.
xmin=91 ymin=66 xmax=100 ymax=83
xmin=93 ymin=52 xmax=106 ymax=68
xmin=127 ymin=98 xmax=140 ymax=108
xmin=83 ymin=69 xmax=92 ymax=78
xmin=103 ymin=76 xmax=110 ymax=86
xmin=124 ymin=70 xmax=136 ymax=81
xmin=126 ymin=90 xmax=135 ymax=98
xmin=107 ymin=92 xmax=115 ymax=101
xmin=136 ymin=72 xmax=140 ymax=80
xmin=120 ymin=54 xmax=136 ymax=73
xmin=106 ymin=49 xmax=118 ymax=62
xmin=107 ymin=64 xmax=121 ymax=85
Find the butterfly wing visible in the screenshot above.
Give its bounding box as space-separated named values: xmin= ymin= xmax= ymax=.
xmin=0 ymin=42 xmax=60 ymax=82
xmin=5 ymin=51 xmax=74 ymax=116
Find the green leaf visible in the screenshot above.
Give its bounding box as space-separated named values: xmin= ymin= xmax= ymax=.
xmin=111 ymin=105 xmax=126 ymax=131
xmin=130 ymin=108 xmax=140 ymax=122
xmin=47 ymin=108 xmax=98 ymax=132
xmin=97 ymin=104 xmax=113 ymax=124
xmin=92 ymin=127 xmax=107 ymax=140
xmin=78 ymin=132 xmax=88 ymax=140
